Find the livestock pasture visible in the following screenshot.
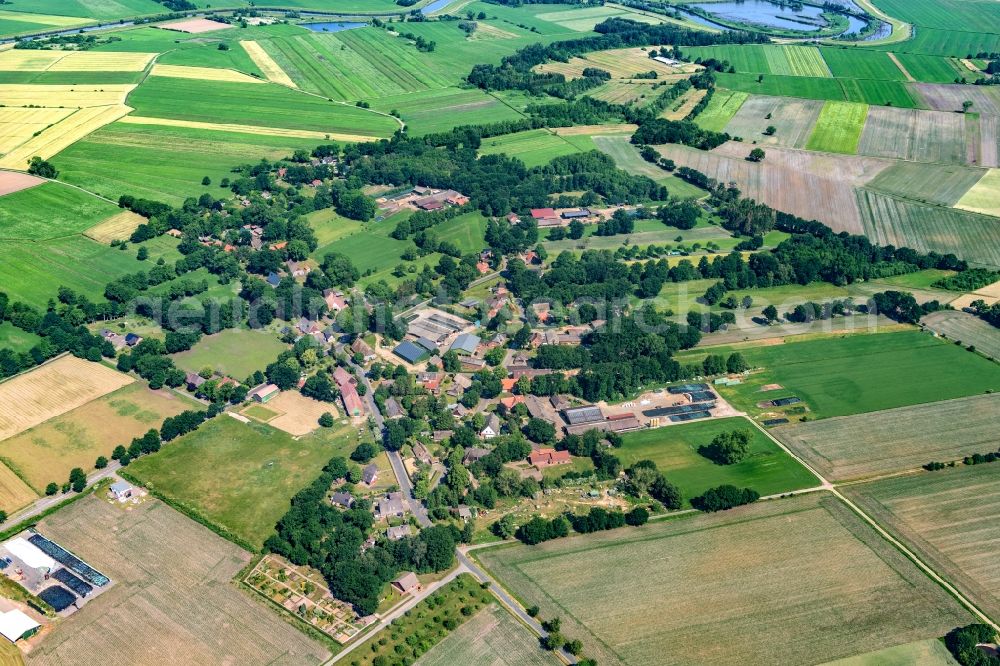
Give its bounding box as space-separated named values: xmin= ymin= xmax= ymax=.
xmin=657 ymin=142 xmax=892 ymax=233
xmin=771 ymin=393 xmax=1000 ymax=482
xmin=247 ymin=391 xmax=334 ymax=437
xmin=534 ymin=5 xmax=662 ymax=32
xmin=805 ymin=100 xmax=868 ymax=154
xmin=857 ymin=189 xmax=1000 ymax=268
xmin=0 ymin=235 xmax=146 ymax=306
xmin=83 ymin=210 xmax=146 ymax=243
xmin=149 ymin=63 xmax=263 ymax=84
xmin=125 ymin=416 xmax=357 ymax=548
xmin=844 ymin=464 xmax=1000 ymax=623
xmin=708 ymin=330 xmax=1000 ymax=419
xmin=0 ymin=104 xmax=132 ymax=169
xmin=865 ymin=162 xmax=986 ymax=206
xmin=477 ymin=493 xmax=971 ymax=666
xmin=171 ymin=329 xmax=288 ymax=380
xmin=28 ymin=496 xmax=330 ymax=666
xmin=0 ymin=355 xmax=133 ymax=443
xmin=0 ymin=181 xmax=119 ymax=239
xmin=617 ymin=416 xmax=818 ymax=502
xmin=722 ymin=95 xmax=823 ymax=148
xmin=0 ymin=83 xmax=134 ymax=108
xmin=125 ymin=77 xmax=398 ymax=137
xmin=857 ymin=106 xmax=971 ymax=164
xmin=53 ymin=122 xmax=318 ymax=204
xmin=415 ymin=604 xmax=560 ymax=666
xmin=693 ymin=88 xmax=748 ymax=132
xmin=0 ymin=322 xmax=39 ymax=354
xmin=921 ymin=310 xmax=1000 ymax=361
xmin=0 ymin=382 xmax=197 ymax=493
xmin=956 ymin=168 xmax=1000 ymax=217
xmin=434 ymin=211 xmax=490 ymax=255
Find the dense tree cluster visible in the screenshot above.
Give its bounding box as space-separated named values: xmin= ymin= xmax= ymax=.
xmin=698 ymin=429 xmax=751 ymax=465
xmin=866 ymin=291 xmax=944 ymax=324
xmin=690 ymin=485 xmax=760 ymax=512
xmin=944 ymin=625 xmax=1000 ymax=666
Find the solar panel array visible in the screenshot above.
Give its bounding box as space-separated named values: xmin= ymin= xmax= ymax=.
xmin=29 ymin=534 xmax=110 ymax=587
xmin=38 ymin=585 xmax=76 ymax=612
xmin=52 ymin=567 xmax=93 ymax=597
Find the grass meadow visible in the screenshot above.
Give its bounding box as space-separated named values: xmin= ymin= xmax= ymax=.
xmin=54 ymin=122 xmax=318 ymax=204
xmin=685 ymin=45 xmax=830 ymax=77
xmin=371 ymin=87 xmax=525 ymax=136
xmin=687 ymin=330 xmax=1000 ymax=419
xmin=772 ymin=393 xmax=1000 ymax=482
xmin=617 ymin=417 xmax=819 ymax=501
xmin=478 ymin=493 xmax=971 ymax=666
xmin=845 ymin=463 xmax=1000 ymax=622
xmin=0 ymin=382 xmax=198 ymax=493
xmin=415 ymin=604 xmax=559 ymax=666
xmin=715 ymin=72 xmax=917 ymax=107
xmin=31 ymin=495 xmax=330 ymax=665
xmin=478 ymin=129 xmax=584 ymax=167
xmin=823 ymin=639 xmax=959 ymax=666
xmin=170 ymin=329 xmax=288 ymax=380
xmin=0 ymin=321 xmax=40 ymax=353
xmin=0 ymin=182 xmax=118 ymax=240
xmin=819 ymin=48 xmax=907 ymax=81
xmin=693 ymin=89 xmax=748 ymax=132
xmin=126 ymin=416 xmax=359 ymax=548
xmin=806 ymin=101 xmax=868 ymax=153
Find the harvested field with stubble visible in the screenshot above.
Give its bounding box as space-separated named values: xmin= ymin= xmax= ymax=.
xmin=0 ymin=49 xmax=154 ymax=72
xmin=0 ymin=104 xmax=132 ymax=169
xmin=27 ymin=496 xmax=329 ymax=666
xmin=535 ymin=46 xmax=699 ymax=80
xmin=0 ymin=356 xmax=133 ymax=442
xmin=723 ymin=95 xmax=822 ymax=148
xmin=149 ymin=63 xmax=264 ymax=85
xmin=857 ymin=189 xmax=1000 ymax=268
xmin=84 ymin=210 xmax=146 ymax=243
xmin=254 ymin=391 xmax=335 ymax=437
xmin=0 ymin=382 xmax=197 ymax=493
xmin=0 ymin=84 xmax=134 ymax=108
xmin=477 ymin=493 xmax=971 ymax=666
xmin=865 ymin=162 xmax=986 ymax=206
xmin=915 ymin=83 xmax=1000 ymax=115
xmin=771 ymin=393 xmax=1000 ymax=482
xmin=0 ymin=107 xmax=74 ymax=155
xmin=922 ymin=310 xmax=1000 ymax=361
xmin=239 ymin=40 xmax=296 ymax=88
xmin=857 ymin=106 xmax=971 ymax=164
xmin=658 ymin=142 xmax=892 ymax=233
xmin=844 ymin=464 xmax=1000 ymax=623
xmin=415 ymin=605 xmax=559 ymax=666
xmin=160 ymin=17 xmax=232 ymax=34
xmin=0 ymin=460 xmax=35 ymax=516
xmin=589 ymin=80 xmax=657 ymax=105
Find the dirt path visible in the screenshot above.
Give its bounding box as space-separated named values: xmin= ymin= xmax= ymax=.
xmin=887 ymin=52 xmax=915 ymax=82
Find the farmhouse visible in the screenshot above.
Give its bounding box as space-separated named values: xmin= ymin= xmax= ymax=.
xmin=480 ymin=413 xmax=501 ymax=440
xmin=529 ymin=448 xmax=572 ymax=468
xmin=386 ymin=525 xmax=411 ymax=541
xmin=184 ymin=372 xmax=206 ymax=391
xmin=392 ymin=572 xmax=420 ymax=595
xmin=250 ymin=384 xmax=280 ymax=403
xmin=351 ymin=337 xmax=376 ymax=360
xmin=375 ymin=492 xmax=407 ymax=520
xmin=0 ymin=610 xmax=39 ymax=643
xmin=463 ymin=447 xmax=491 ymax=465
xmin=341 ymin=387 xmax=364 ymax=418
xmin=330 ymin=492 xmax=354 ymax=509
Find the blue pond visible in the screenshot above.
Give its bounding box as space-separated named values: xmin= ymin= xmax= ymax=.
xmin=420 ymin=0 xmax=454 ymax=14
xmin=301 ymin=21 xmax=367 ymax=32
xmin=683 ymin=0 xmax=868 ymax=35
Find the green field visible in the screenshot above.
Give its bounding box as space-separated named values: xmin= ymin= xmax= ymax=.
xmin=823 ymin=639 xmax=958 ymax=666
xmin=693 ymin=89 xmax=748 ymax=132
xmin=170 ymin=329 xmax=288 ymax=380
xmin=0 ymin=182 xmax=118 ymax=240
xmin=477 ymin=493 xmax=971 ymax=666
xmin=772 ymin=393 xmax=1000 ymax=481
xmin=893 ymin=53 xmax=966 ymax=83
xmin=478 ymin=129 xmax=584 ymax=167
xmin=415 ymin=604 xmax=559 ymax=666
xmin=890 ymin=27 xmax=1000 ymax=58
xmin=691 ymin=330 xmax=1000 ymax=419
xmin=434 ymin=211 xmax=490 ymax=255
xmin=54 ymin=122 xmax=319 ymax=205
xmin=126 ymin=416 xmax=358 ymax=549
xmin=806 ymin=101 xmax=868 ymax=153
xmin=0 ymin=235 xmax=146 ymax=306
xmin=618 ymin=417 xmax=818 ymax=501
xmin=592 ymin=135 xmax=706 ymax=199
xmin=820 ymin=48 xmax=907 ymax=81
xmin=844 ymin=463 xmax=1000 ymax=622
xmin=686 ymin=45 xmax=830 ymax=77
xmin=0 ymin=321 xmax=39 ymax=353
xmin=857 ymin=189 xmax=1000 ymax=269
xmin=714 ymin=72 xmax=918 ymax=107
xmin=126 ymin=77 xmax=399 ymax=136
xmin=868 ymin=0 xmax=1000 ymax=36
xmin=0 ymin=0 xmax=164 ymax=19
xmin=865 ymin=162 xmax=986 ymax=206
xmin=371 ymin=87 xmax=525 ymax=136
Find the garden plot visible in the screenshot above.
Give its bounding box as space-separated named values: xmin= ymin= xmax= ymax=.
xmin=658 ymin=142 xmax=893 ymax=233
xmin=956 ymin=167 xmax=1000 ymax=217
xmin=722 ymin=95 xmax=823 ymax=148
xmin=27 ymin=496 xmax=329 ymax=666
xmin=857 ymin=189 xmax=1000 ymax=269
xmin=844 ymin=464 xmax=1000 ymax=623
xmin=0 ymin=356 xmax=133 ymax=443
xmin=477 ymin=493 xmax=971 ymax=666
xmin=0 ymin=104 xmax=132 ymax=169
xmin=857 ymin=106 xmax=972 ymax=164
xmin=772 ymin=393 xmax=1000 ymax=482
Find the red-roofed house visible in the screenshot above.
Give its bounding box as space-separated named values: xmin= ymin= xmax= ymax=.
xmin=528 ymin=448 xmax=572 ymax=468
xmin=500 ymin=395 xmax=524 ymax=410
xmin=530 ymin=208 xmax=555 ymax=219
xmin=501 ymin=377 xmax=518 ymax=392
xmin=476 ymin=261 xmax=490 ymax=274
xmin=341 ymin=386 xmax=364 ymax=417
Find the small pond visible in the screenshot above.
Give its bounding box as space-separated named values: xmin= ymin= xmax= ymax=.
xmin=301 ymin=21 xmax=367 ymax=32
xmin=682 ymin=0 xmax=869 ymax=35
